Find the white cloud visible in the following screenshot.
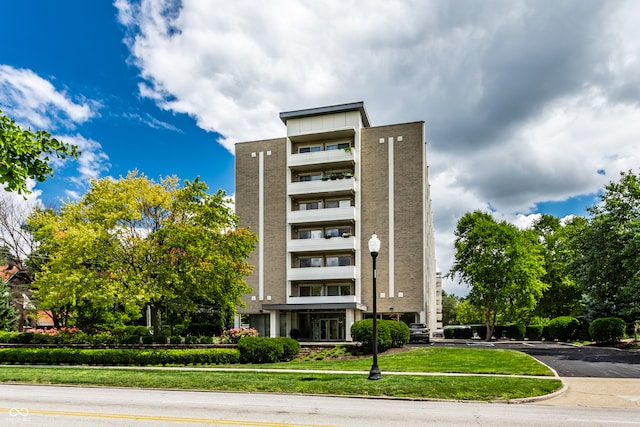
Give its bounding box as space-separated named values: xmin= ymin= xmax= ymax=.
xmin=0 ymin=65 xmax=96 ymax=130
xmin=116 ymin=0 xmax=640 ymax=295
xmin=56 ymin=134 xmax=111 ymax=192
xmin=0 ymin=65 xmax=111 ymax=201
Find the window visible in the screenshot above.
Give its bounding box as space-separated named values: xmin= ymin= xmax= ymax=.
xmin=299 ymin=285 xmax=323 ymax=297
xmin=326 ymin=142 xmax=351 ymax=150
xmin=326 ymin=199 xmax=351 ymax=209
xmin=338 ymin=256 xmax=351 ymax=266
xmin=299 ymin=173 xmax=322 ymax=182
xmin=299 ymin=229 xmax=322 ymax=239
xmin=300 ymin=257 xmax=323 ymax=268
xmin=325 ymin=228 xmax=340 ymax=238
xmin=326 ymin=257 xmax=339 ymax=267
xmin=299 ymin=145 xmax=322 ymax=153
xmin=299 ymin=201 xmax=321 ymax=210
xmin=327 ymin=284 xmax=353 ymax=296
xmin=326 ymin=256 xmax=351 ymax=267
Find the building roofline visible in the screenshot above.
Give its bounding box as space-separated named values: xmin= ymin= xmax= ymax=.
xmin=279 ymin=101 xmax=370 ymax=127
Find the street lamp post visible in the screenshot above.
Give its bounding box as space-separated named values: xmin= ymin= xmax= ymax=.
xmin=368 ymin=233 xmax=382 ymax=380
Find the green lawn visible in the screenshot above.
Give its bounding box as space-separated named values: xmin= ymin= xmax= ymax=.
xmin=0 ymin=346 xmax=561 ymax=401
xmin=0 ymin=367 xmax=561 ymax=401
xmin=275 ymin=347 xmax=554 ymax=376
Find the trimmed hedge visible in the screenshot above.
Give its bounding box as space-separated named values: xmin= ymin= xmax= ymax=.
xmin=386 ymin=321 xmax=410 ymax=347
xmin=547 ymin=316 xmax=580 ymax=341
xmin=237 ymin=337 xmax=300 ymax=364
xmin=0 ymin=348 xmax=240 ymax=366
xmin=525 ymin=325 xmax=544 ymax=340
xmin=350 ymin=319 xmax=392 ymax=353
xmin=589 ymin=317 xmax=626 ymax=344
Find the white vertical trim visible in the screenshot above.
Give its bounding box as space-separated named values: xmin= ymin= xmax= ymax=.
xmin=259 ymin=151 xmax=265 ymax=301
xmin=388 ymin=136 xmax=395 ymax=298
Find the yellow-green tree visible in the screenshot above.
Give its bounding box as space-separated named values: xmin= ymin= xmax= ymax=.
xmin=28 ymin=172 xmax=257 ymax=334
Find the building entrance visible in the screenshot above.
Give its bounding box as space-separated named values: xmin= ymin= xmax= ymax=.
xmin=299 ymin=312 xmax=345 ymax=341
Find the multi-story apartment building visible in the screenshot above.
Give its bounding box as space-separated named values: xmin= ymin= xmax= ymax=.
xmin=234 ymin=102 xmax=438 ymax=341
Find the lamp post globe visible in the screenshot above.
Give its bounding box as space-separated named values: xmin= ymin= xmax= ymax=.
xmin=368 ymin=233 xmax=382 ymax=380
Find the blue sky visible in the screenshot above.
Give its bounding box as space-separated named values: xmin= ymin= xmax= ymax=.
xmin=2 ymin=1 xmax=640 ymax=296
xmin=1 ymin=0 xmax=234 ymax=202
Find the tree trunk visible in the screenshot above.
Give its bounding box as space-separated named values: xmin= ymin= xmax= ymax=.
xmin=484 ymin=304 xmax=493 ymax=341
xmin=152 ymin=301 xmax=162 ymax=337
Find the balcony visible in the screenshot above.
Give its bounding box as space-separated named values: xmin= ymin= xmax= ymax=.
xmin=288 ymin=206 xmax=356 ymax=224
xmin=288 ymin=235 xmax=357 ymax=252
xmin=288 ymin=177 xmax=355 ymax=197
xmin=288 ymin=265 xmax=356 ymax=281
xmin=288 ymin=148 xmax=354 ymax=169
xmin=287 ymin=295 xmax=358 ymax=305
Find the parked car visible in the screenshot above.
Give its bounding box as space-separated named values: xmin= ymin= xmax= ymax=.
xmin=409 ymin=323 xmax=430 ymax=343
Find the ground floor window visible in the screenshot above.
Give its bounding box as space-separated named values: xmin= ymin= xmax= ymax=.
xmin=249 ymin=313 xmax=270 ymax=337
xmin=298 ymin=312 xmax=346 ymax=341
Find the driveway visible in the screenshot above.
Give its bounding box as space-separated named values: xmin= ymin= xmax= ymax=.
xmin=506 ymin=342 xmax=640 ymax=378
xmin=430 ymin=341 xmax=640 ymax=378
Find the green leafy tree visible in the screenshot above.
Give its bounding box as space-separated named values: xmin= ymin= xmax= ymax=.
xmin=28 ymin=172 xmax=258 ymax=334
xmin=441 ymin=290 xmax=460 ymax=325
xmin=0 ymin=110 xmax=79 ymax=194
xmin=455 ymin=299 xmax=483 ymax=325
xmin=531 ymin=214 xmax=583 ymax=319
xmin=569 ymin=171 xmax=640 ymax=320
xmin=0 ymin=278 xmax=17 ymax=331
xmin=448 ymin=211 xmax=547 ymax=340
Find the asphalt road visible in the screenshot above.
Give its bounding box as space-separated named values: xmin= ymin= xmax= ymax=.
xmin=432 ymin=341 xmax=640 ymax=378
xmin=2 ymin=384 xmax=639 ymax=427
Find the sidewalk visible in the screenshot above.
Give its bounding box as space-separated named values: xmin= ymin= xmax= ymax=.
xmin=532 ymin=377 xmax=640 ymax=409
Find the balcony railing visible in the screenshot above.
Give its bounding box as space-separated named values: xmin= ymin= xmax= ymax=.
xmin=288 ymin=148 xmax=354 ymax=169
xmin=288 ymin=235 xmax=357 ymax=252
xmin=288 ymin=206 xmax=356 ymax=224
xmin=287 ymin=265 xmax=356 ymax=281
xmin=287 ymin=295 xmax=357 ymax=305
xmin=288 ymin=178 xmax=355 ymax=196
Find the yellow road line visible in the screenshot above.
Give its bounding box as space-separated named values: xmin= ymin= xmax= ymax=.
xmin=0 ymin=407 xmax=337 ymax=427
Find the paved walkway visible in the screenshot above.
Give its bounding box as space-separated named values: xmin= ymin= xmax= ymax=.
xmin=533 ymin=377 xmax=640 ymax=409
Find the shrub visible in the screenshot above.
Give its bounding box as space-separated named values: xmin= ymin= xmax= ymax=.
xmin=169 ymin=336 xmax=183 ymax=345
xmin=547 ymin=316 xmax=580 ymax=341
xmin=589 ymin=317 xmax=626 ymax=344
xmin=386 ymin=320 xmax=410 ymax=347
xmin=238 ymin=336 xmax=283 ymax=364
xmin=0 ymin=348 xmax=240 ymax=366
xmin=273 ymin=337 xmax=300 ymax=361
xmin=184 ymin=336 xmax=199 ymax=345
xmin=350 ymin=319 xmax=392 ymax=354
xmin=200 ymin=336 xmax=214 ymax=344
xmin=525 ymin=325 xmax=544 ymax=340
xmin=220 ymin=327 xmax=259 ymax=344
xmin=507 ymin=324 xmax=526 ymax=340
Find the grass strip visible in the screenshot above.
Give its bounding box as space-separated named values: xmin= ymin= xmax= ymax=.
xmin=0 ymin=367 xmax=561 ymax=401
xmin=255 ymin=347 xmax=555 ymax=376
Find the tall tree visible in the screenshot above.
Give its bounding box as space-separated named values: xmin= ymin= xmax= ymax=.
xmin=28 ymin=172 xmax=258 ymax=333
xmin=448 ymin=211 xmax=547 ymax=340
xmin=0 ymin=110 xmax=79 ymax=194
xmin=0 ymin=275 xmax=17 ymax=331
xmin=531 ymin=214 xmax=583 ymax=319
xmin=570 ymin=170 xmax=640 ymax=320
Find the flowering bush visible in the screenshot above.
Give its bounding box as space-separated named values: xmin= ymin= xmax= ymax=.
xmin=220 ymin=327 xmax=259 ymax=344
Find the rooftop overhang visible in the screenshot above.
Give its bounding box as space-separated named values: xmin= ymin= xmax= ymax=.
xmin=262 ymin=302 xmax=367 ymax=311
xmin=279 ymin=101 xmax=370 ymax=128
